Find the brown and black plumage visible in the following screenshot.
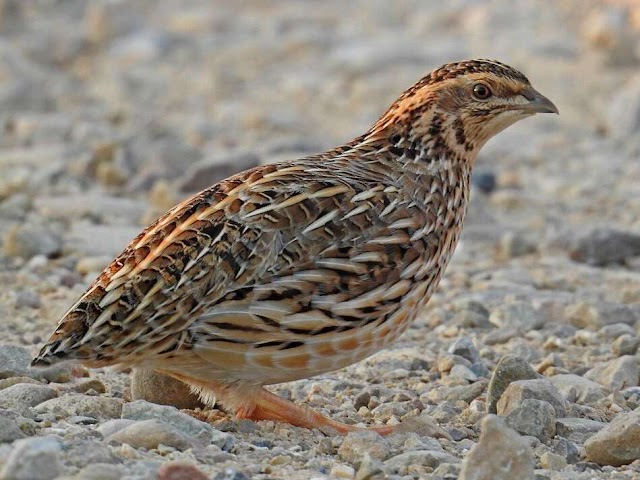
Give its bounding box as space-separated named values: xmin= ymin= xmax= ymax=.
xmin=33 ymin=59 xmax=558 ymax=435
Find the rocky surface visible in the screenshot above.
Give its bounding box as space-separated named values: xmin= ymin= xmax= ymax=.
xmin=1 ymin=0 xmax=640 ymax=479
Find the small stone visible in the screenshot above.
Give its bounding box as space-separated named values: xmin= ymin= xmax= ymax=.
xmin=564 ymin=301 xmax=637 ymax=329
xmin=0 ymin=409 xmax=27 ymax=442
xmin=0 ymin=345 xmax=32 ymax=379
xmin=33 ymin=394 xmax=122 ymax=419
xmin=338 ymin=430 xmax=391 ymax=463
xmin=472 ymin=170 xmax=496 ymax=194
xmin=551 ymin=437 xmax=581 ymax=464
xmin=504 ymin=399 xmax=556 ymax=443
xmin=330 ymin=464 xmax=356 ymax=479
xmin=497 ymin=379 xmax=566 ymax=417
xmin=555 ymin=418 xmax=607 ymax=444
xmin=486 ymin=355 xmax=540 ymax=414
xmin=459 ymin=415 xmax=535 ymax=480
xmin=213 ymin=467 xmax=250 ymax=480
xmin=585 ymin=355 xmax=638 ymax=391
xmin=75 ymin=464 xmax=126 ymax=480
xmin=0 ymin=436 xmax=64 ymax=480
xmin=448 ymin=337 xmax=482 ymax=364
xmin=445 ymin=379 xmax=488 ymax=403
xmin=613 ymin=334 xmax=640 ymax=355
xmin=2 ymin=223 xmax=61 ymax=260
xmin=157 ymin=461 xmax=209 ymax=480
xmin=107 ymin=419 xmax=195 ymax=451
xmin=498 ymin=231 xmax=537 ymax=259
xmin=383 ymin=450 xmax=459 ymax=475
xmin=548 ymin=374 xmax=608 ymax=404
xmin=568 ymin=227 xmax=640 ymax=265
xmin=64 ymin=438 xmax=116 ymax=468
xmin=354 ymin=452 xmax=384 ymax=480
xmin=122 ymin=400 xmax=227 ymax=447
xmin=130 ymin=369 xmax=205 ymax=410
xmin=449 ymin=364 xmax=479 ymax=382
xmin=13 ymin=290 xmax=41 ymax=309
xmin=540 ymin=451 xmax=567 ymax=470
xmin=0 ymin=383 xmax=58 ymax=416
xmin=489 ymin=302 xmax=543 ymax=330
xmin=584 ymin=408 xmax=640 ymax=466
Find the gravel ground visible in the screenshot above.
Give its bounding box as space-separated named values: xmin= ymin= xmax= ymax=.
xmin=1 ymin=1 xmax=640 ymax=479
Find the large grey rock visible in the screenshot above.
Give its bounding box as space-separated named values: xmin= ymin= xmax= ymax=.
xmin=585 ymin=355 xmax=638 ymax=391
xmin=0 ymin=436 xmax=65 ymax=480
xmin=459 ymin=415 xmax=535 ymax=480
xmin=106 ymin=419 xmax=196 ymax=451
xmin=0 ymin=345 xmax=32 ymax=379
xmin=486 ymin=355 xmax=541 ymax=414
xmin=548 ymin=374 xmax=608 ymax=404
xmin=504 ymin=399 xmax=556 ymax=443
xmin=585 ymin=408 xmax=640 ymax=466
xmin=497 ymin=378 xmax=566 ymax=417
xmin=0 ymin=383 xmax=57 ymax=417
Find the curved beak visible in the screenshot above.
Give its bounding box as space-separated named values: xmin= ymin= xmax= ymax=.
xmin=520 ymin=87 xmax=559 ymax=115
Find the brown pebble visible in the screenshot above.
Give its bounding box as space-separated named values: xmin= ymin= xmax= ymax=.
xmin=157 ymin=462 xmax=208 ymax=480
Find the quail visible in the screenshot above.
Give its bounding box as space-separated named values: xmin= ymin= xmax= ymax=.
xmin=33 ymin=59 xmax=558 ymax=435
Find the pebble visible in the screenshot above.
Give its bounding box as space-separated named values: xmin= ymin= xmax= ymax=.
xmin=504 ymin=399 xmax=557 ymax=443
xmin=486 ymin=355 xmax=541 ymax=414
xmin=157 ymin=462 xmax=210 ymax=480
xmin=106 ymin=419 xmax=196 ymax=451
xmin=2 ymin=223 xmax=62 ymax=260
xmin=539 ymin=451 xmax=568 ymax=471
xmin=0 ymin=436 xmax=65 ymax=480
xmin=337 ymin=431 xmax=391 ymax=463
xmin=447 ymin=337 xmax=482 ymax=364
xmin=555 ymin=417 xmax=607 ymax=444
xmin=0 ymin=344 xmax=32 ymax=379
xmin=0 ymin=383 xmax=58 ymax=417
xmin=33 ymin=394 xmax=123 ymax=419
xmin=489 ymin=302 xmax=544 ymax=330
xmin=584 ymin=355 xmax=639 ymax=391
xmin=121 ymin=400 xmax=230 ymax=448
xmin=330 ymin=464 xmax=356 ymax=479
xmin=130 ymin=369 xmax=205 ymax=410
xmin=354 ymin=452 xmax=384 ymax=480
xmin=568 ymin=227 xmax=640 ymax=265
xmin=459 ymin=415 xmax=535 ymax=480
xmin=383 ymin=450 xmax=459 ymax=475
xmin=0 ymin=409 xmax=27 ymax=443
xmin=584 ymin=407 xmax=640 ymax=466
xmin=548 ymin=374 xmax=608 ymax=404
xmin=497 ymin=379 xmax=567 ymax=417
xmin=564 ymin=301 xmax=637 ymax=329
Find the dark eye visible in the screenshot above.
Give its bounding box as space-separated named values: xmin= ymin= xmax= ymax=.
xmin=472 ymin=83 xmax=492 ymax=100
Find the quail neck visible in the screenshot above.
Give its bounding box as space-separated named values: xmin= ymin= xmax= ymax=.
xmin=32 ymin=59 xmax=557 ymax=436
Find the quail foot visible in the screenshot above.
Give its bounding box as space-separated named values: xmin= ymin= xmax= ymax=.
xmin=33 ymin=59 xmax=558 ymax=435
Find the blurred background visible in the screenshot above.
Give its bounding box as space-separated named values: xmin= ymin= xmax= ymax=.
xmin=0 ymin=0 xmax=639 ymax=366
xmin=1 ymin=2 xmax=640 ymax=478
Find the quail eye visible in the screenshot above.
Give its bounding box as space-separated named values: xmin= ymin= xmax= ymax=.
xmin=472 ymin=83 xmax=492 ymax=100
